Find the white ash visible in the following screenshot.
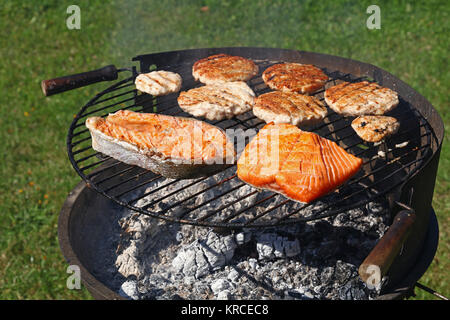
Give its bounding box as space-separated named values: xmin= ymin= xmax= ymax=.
xmin=395 ymin=141 xmax=409 ymax=148
xmin=210 ymin=278 xmax=233 ymax=294
xmin=171 ymin=231 xmax=237 ymax=279
xmin=110 ymin=171 xmax=393 ymax=300
xmin=119 ymin=280 xmax=139 ymax=300
xmin=256 ymin=233 xmax=301 ymax=260
xmin=112 ymin=179 xmax=391 ymax=300
xmin=217 ymin=290 xmax=232 ymax=300
xmin=373 ymin=141 xmax=408 ymax=149
xmin=378 ymin=150 xmax=386 ymax=158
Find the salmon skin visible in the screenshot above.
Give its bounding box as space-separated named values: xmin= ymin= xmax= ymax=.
xmin=85 ymin=110 xmax=236 ymax=179
xmin=237 ymin=123 xmax=363 ymax=203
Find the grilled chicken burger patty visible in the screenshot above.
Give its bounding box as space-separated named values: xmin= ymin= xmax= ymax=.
xmin=192 ymin=53 xmax=259 ymax=84
xmin=177 ymin=81 xmax=256 ymax=121
xmin=262 ymin=63 xmax=328 ymax=94
xmin=324 ymin=81 xmax=399 ymax=116
xmin=135 ymin=71 xmax=182 ymax=96
xmin=253 ymin=91 xmax=327 ymax=126
xmin=351 ymin=115 xmax=400 ymax=142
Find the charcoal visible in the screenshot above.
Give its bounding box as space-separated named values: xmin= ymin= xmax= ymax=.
xmin=310 ymin=274 xmax=321 ymax=287
xmin=171 ymin=231 xmax=237 ymax=279
xmin=115 ymin=244 xmax=143 ymax=278
xmin=235 ymin=229 xmax=252 ymax=245
xmin=119 ymin=280 xmax=139 ymax=300
xmin=338 ymin=279 xmax=370 ymax=300
xmin=256 ymin=233 xmax=301 ymax=260
xmin=248 ymin=258 xmax=258 ymax=271
xmin=193 ymin=282 xmax=212 ymax=296
xmin=217 ymin=290 xmax=232 ymax=300
xmin=334 ymin=260 xmax=354 ymax=285
xmin=210 ymin=278 xmax=232 ymax=294
xmin=320 ymin=267 xmax=335 ymax=285
xmin=227 ymin=269 xmax=240 ymax=282
xmin=110 ymin=182 xmax=390 ymax=300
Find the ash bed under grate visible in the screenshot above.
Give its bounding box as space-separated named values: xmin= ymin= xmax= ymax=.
xmin=67 ymin=58 xmax=434 ymax=228
xmin=108 ymin=185 xmax=392 ymax=300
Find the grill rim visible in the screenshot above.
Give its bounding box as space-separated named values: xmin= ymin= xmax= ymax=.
xmin=66 ymin=47 xmax=444 ymax=229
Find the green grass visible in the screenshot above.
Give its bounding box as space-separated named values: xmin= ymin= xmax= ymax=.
xmin=0 ymin=0 xmax=448 ymax=299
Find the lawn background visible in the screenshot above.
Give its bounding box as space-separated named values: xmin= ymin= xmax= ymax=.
xmin=0 ymin=0 xmax=448 ymax=299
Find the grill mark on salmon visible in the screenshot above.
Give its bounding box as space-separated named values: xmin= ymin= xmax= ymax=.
xmin=237 ymin=123 xmax=362 ymax=203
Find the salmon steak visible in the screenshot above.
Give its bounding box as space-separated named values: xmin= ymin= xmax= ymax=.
xmin=86 ymin=110 xmax=236 ymax=179
xmin=237 ymin=123 xmax=363 ymax=203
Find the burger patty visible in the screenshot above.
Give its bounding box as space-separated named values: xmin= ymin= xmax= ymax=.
xmin=192 ymin=53 xmax=259 ymax=84
xmin=252 ymin=91 xmax=327 ymax=127
xmin=351 ymin=115 xmax=400 ymax=142
xmin=324 ymin=81 xmax=399 ymax=116
xmin=262 ymin=63 xmax=328 ymax=94
xmin=135 ymin=71 xmax=182 ymax=96
xmin=177 ymin=81 xmax=255 ymax=121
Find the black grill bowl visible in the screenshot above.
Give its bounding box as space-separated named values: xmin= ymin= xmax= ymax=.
xmin=56 ymin=47 xmax=445 ymax=300
xmin=58 ymin=179 xmax=439 ymax=300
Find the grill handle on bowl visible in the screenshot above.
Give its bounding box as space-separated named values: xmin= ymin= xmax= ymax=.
xmin=41 ymin=65 xmax=118 ymax=96
xmin=359 ymin=210 xmax=416 ymax=287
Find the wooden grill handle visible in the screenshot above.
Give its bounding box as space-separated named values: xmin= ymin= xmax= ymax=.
xmin=41 ymin=65 xmax=118 ymax=96
xmin=359 ymin=210 xmax=416 ymax=286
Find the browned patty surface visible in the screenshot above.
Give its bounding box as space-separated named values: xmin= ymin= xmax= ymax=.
xmin=192 ymin=53 xmax=258 ymax=84
xmin=351 ymin=115 xmax=400 ymax=142
xmin=177 ymin=81 xmax=255 ymax=120
xmin=253 ymin=91 xmax=327 ymax=126
xmin=324 ymin=81 xmax=399 ymax=116
xmin=262 ymin=63 xmax=328 ymax=94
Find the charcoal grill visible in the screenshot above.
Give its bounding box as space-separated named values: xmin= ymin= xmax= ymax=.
xmin=42 ymin=47 xmax=445 ymax=299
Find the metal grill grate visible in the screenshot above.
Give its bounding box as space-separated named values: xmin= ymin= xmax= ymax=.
xmin=67 ymin=58 xmax=435 ymax=228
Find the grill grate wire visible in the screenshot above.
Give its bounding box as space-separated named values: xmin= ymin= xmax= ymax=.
xmin=67 ymin=59 xmax=435 ymax=228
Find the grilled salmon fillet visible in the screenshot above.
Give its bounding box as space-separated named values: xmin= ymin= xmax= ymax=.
xmin=351 ymin=115 xmax=400 ymax=142
xmin=262 ymin=63 xmax=328 ymax=94
xmin=177 ymin=81 xmax=255 ymax=121
xmin=192 ymin=53 xmax=259 ymax=84
xmin=237 ymin=123 xmax=303 ymax=188
xmin=253 ymin=91 xmax=327 ymax=127
xmin=324 ymin=81 xmax=399 ymax=116
xmin=237 ymin=123 xmax=363 ymax=203
xmin=135 ymin=71 xmax=182 ymax=96
xmin=85 ymin=110 xmax=236 ymax=179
